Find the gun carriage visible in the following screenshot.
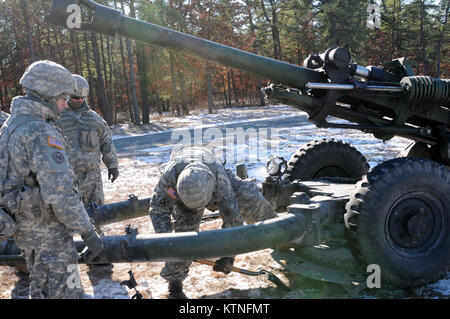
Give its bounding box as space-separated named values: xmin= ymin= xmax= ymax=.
xmin=1 ymin=0 xmax=448 ymax=292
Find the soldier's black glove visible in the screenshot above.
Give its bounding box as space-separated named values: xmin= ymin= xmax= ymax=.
xmin=81 ymin=229 xmax=103 ymax=263
xmin=108 ymin=168 xmax=119 ymax=183
xmin=213 ymin=257 xmax=234 ymax=274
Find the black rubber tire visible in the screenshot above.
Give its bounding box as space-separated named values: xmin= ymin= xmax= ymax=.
xmin=283 ymin=139 xmax=369 ymax=181
xmin=397 ymin=142 xmax=431 ymax=159
xmin=344 ymin=157 xmax=450 ymax=288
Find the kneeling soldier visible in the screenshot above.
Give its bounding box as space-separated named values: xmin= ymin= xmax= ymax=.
xmin=149 ymin=146 xmax=277 ymax=298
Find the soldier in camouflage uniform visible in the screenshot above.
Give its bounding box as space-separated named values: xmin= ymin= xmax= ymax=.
xmin=149 ymin=146 xmax=277 ymax=298
xmin=55 ymin=75 xmax=119 ymax=208
xmin=0 ymin=111 xmax=9 ymax=127
xmin=0 ymin=61 xmax=103 ymax=299
xmin=225 ymin=170 xmax=278 ymax=224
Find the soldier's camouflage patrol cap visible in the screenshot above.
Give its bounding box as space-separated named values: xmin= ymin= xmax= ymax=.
xmin=171 ymin=146 xmax=222 ymax=165
xmin=19 ymin=60 xmax=75 ymax=100
xmin=177 ymin=162 xmax=216 ymax=210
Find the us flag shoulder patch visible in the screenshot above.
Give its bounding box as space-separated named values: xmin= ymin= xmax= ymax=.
xmin=48 ymin=137 xmax=64 ymax=150
xmin=166 ymin=187 xmax=179 ymax=200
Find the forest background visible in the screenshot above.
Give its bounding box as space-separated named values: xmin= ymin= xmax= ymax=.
xmin=0 ymin=0 xmax=448 ymax=124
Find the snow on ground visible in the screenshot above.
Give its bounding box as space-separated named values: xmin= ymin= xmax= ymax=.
xmin=1 ymin=104 xmax=448 ymax=299
xmin=110 ymin=105 xmax=296 ymax=140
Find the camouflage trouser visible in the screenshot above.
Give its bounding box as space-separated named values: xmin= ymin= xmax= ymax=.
xmin=22 ymin=240 xmax=83 ymax=299
xmin=75 ymin=169 xmax=105 ymax=207
xmin=160 ymin=203 xmax=204 ymax=283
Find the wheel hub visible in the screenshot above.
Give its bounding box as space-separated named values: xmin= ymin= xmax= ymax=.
xmin=314 ymin=165 xmax=347 ymax=178
xmin=387 ymin=192 xmax=446 ymax=257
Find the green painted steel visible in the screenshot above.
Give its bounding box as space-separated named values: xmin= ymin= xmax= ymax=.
xmin=118 ymin=17 xmax=326 ymax=89
xmin=86 ymin=196 xmax=150 ymax=227
xmin=0 ymin=213 xmax=305 ymax=265
xmin=47 ymin=0 xmax=325 ymax=89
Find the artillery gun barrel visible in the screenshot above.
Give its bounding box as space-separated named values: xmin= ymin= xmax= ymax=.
xmin=48 ymin=0 xmax=326 ymax=90
xmin=118 ymin=19 xmax=325 ymax=89
xmin=0 ymin=213 xmax=306 ymax=265
xmin=86 ymin=196 xmax=150 ymax=227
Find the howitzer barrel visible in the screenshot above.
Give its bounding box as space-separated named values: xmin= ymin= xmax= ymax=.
xmin=119 ymin=18 xmax=325 ymax=89
xmin=86 ymin=196 xmax=150 ymax=227
xmin=48 ymin=0 xmax=326 ymax=89
xmin=0 ymin=213 xmax=306 ymax=265
xmin=85 ymin=195 xmax=220 ymax=227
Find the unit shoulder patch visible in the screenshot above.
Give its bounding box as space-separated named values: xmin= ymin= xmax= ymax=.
xmin=51 ymin=151 xmax=65 ymax=164
xmin=48 ymin=136 xmax=64 ymax=150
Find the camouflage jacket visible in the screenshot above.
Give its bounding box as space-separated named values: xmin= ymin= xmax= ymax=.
xmin=0 ymin=96 xmax=94 ymax=248
xmin=55 ymin=102 xmax=118 ymax=173
xmin=0 ymin=111 xmax=9 ymax=127
xmin=225 ymin=169 xmax=278 ymax=223
xmin=149 ymin=147 xmax=244 ymax=233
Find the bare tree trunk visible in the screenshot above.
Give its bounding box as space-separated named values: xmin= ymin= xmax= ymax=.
xmin=227 ymin=70 xmax=232 ymax=107
xmin=437 ymin=0 xmax=449 ymax=77
xmin=107 ymin=37 xmax=115 ymax=120
xmin=119 ymin=36 xmax=133 ymax=122
xmin=230 ymin=69 xmax=239 ymax=106
xmin=128 ymin=0 xmax=149 ymax=124
xmin=246 ymin=74 xmax=254 ymax=105
xmin=35 ymin=18 xmax=43 ymax=58
xmin=419 ymin=0 xmax=428 ymax=75
xmin=112 ymin=68 xmax=120 ymax=123
xmin=260 ymin=0 xmax=282 ymax=60
xmin=70 ymin=31 xmax=80 ymax=75
xmin=91 ymin=32 xmax=113 ymax=125
xmin=83 ymin=31 xmax=95 ymax=109
xmin=20 ymin=0 xmax=35 ymax=62
xmin=71 ymin=30 xmax=84 ymax=76
xmin=114 ymin=0 xmax=133 ymax=122
xmin=178 ymin=69 xmax=189 ymax=115
xmin=206 ymin=63 xmax=214 ymax=114
xmin=221 ymin=74 xmax=228 ymax=108
xmin=53 ymin=29 xmax=65 ymax=62
xmin=99 ymin=35 xmax=111 ymax=103
xmin=169 ymin=51 xmax=181 ymax=116
xmin=120 ymin=2 xmax=140 ymax=125
xmin=246 ymin=1 xmax=266 ymax=106
xmin=156 ymin=96 xmax=163 ymax=116
xmin=137 ymin=43 xmax=150 ymax=123
xmin=125 ymin=38 xmax=140 ymax=124
xmin=75 ymin=31 xmax=83 ymax=77
xmin=46 ymin=27 xmax=54 ymax=59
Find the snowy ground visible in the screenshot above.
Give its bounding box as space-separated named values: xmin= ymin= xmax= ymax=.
xmin=0 ymin=104 xmax=448 ymax=299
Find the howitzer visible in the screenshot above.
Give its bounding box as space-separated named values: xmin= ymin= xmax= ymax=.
xmin=47 ymin=0 xmax=450 ymax=165
xmin=23 ymin=0 xmax=448 ymax=292
xmin=0 ymin=195 xmax=308 ymax=265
